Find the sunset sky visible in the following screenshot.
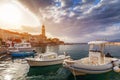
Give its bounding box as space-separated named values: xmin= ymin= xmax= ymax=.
xmin=0 ymin=0 xmax=120 ymax=42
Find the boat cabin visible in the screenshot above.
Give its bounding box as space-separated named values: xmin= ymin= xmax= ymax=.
xmin=40 ymin=52 xmax=58 ymax=60
xmin=8 ymin=42 xmax=34 ymax=52
xmin=14 ymin=43 xmax=32 ymax=48
xmin=88 ymin=41 xmax=108 ymax=64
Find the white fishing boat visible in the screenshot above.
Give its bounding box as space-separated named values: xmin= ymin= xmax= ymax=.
xmin=7 ymin=40 xmax=36 ymax=58
xmin=8 ymin=40 xmax=35 ymax=52
xmin=63 ymin=40 xmax=120 ymax=76
xmin=26 ymin=52 xmax=70 ymax=67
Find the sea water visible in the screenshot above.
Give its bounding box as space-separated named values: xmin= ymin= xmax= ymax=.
xmin=0 ymin=44 xmax=120 ymax=80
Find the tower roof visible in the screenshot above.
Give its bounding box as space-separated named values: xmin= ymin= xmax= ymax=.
xmin=42 ymin=25 xmax=45 ymax=28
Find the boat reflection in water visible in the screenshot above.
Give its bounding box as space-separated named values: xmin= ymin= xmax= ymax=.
xmin=27 ymin=64 xmax=62 ymax=76
xmin=27 ymin=65 xmax=71 ymax=80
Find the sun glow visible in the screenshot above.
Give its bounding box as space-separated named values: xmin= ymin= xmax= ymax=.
xmin=0 ymin=1 xmax=40 ymax=34
xmin=0 ymin=3 xmax=22 ymax=25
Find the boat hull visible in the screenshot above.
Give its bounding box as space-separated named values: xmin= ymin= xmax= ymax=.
xmin=27 ymin=59 xmax=65 ymax=67
xmin=65 ymin=64 xmax=112 ymax=75
xmin=11 ymin=52 xmax=35 ymax=58
xmin=63 ymin=57 xmax=116 ymax=75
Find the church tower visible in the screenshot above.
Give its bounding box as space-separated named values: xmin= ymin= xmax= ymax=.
xmin=41 ymin=25 xmax=46 ymax=37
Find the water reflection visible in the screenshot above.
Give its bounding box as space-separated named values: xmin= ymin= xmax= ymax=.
xmin=35 ymin=45 xmax=60 ymax=53
xmin=4 ymin=75 xmax=12 ymax=80
xmin=35 ymin=45 xmax=47 ymax=53
xmin=27 ymin=66 xmax=71 ymax=80
xmin=46 ymin=45 xmax=59 ymax=53
xmin=40 ymin=45 xmax=47 ymax=53
xmin=27 ymin=64 xmax=62 ymax=76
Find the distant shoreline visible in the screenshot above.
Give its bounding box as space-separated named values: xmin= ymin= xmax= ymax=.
xmin=31 ymin=43 xmax=87 ymax=47
xmin=64 ymin=43 xmax=87 ymax=45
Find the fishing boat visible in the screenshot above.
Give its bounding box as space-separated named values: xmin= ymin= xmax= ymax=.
xmin=26 ymin=52 xmax=70 ymax=67
xmin=7 ymin=41 xmax=36 ymax=58
xmin=63 ymin=40 xmax=120 ymax=76
xmin=8 ymin=41 xmax=35 ymax=52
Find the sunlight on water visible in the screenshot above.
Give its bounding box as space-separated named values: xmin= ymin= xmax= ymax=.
xmin=4 ymin=75 xmax=12 ymax=80
xmin=0 ymin=60 xmax=29 ymax=80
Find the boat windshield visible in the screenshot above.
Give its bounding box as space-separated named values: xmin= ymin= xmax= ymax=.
xmin=42 ymin=53 xmax=57 ymax=60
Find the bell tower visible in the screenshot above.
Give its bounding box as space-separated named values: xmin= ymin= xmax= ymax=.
xmin=42 ymin=25 xmax=45 ymax=37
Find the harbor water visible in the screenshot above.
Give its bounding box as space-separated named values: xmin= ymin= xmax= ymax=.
xmin=0 ymin=44 xmax=120 ymax=80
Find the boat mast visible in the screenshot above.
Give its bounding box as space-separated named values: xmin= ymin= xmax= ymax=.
xmin=99 ymin=44 xmax=105 ymax=64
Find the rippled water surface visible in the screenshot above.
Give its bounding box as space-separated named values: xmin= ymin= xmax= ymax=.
xmin=0 ymin=44 xmax=120 ymax=80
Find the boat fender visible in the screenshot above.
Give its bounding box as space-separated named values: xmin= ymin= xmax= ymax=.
xmin=64 ymin=60 xmax=75 ymax=65
xmin=63 ymin=60 xmax=74 ymax=67
xmin=113 ymin=66 xmax=120 ymax=72
xmin=113 ymin=60 xmax=120 ymax=66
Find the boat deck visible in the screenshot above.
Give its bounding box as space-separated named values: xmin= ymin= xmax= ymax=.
xmin=75 ymin=57 xmax=117 ymax=66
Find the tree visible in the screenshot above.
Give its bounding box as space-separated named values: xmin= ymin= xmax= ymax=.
xmin=0 ymin=38 xmax=2 ymax=46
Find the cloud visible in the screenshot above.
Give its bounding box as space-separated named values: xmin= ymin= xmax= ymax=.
xmin=19 ymin=0 xmax=120 ymax=42
xmin=95 ymin=26 xmax=120 ymax=36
